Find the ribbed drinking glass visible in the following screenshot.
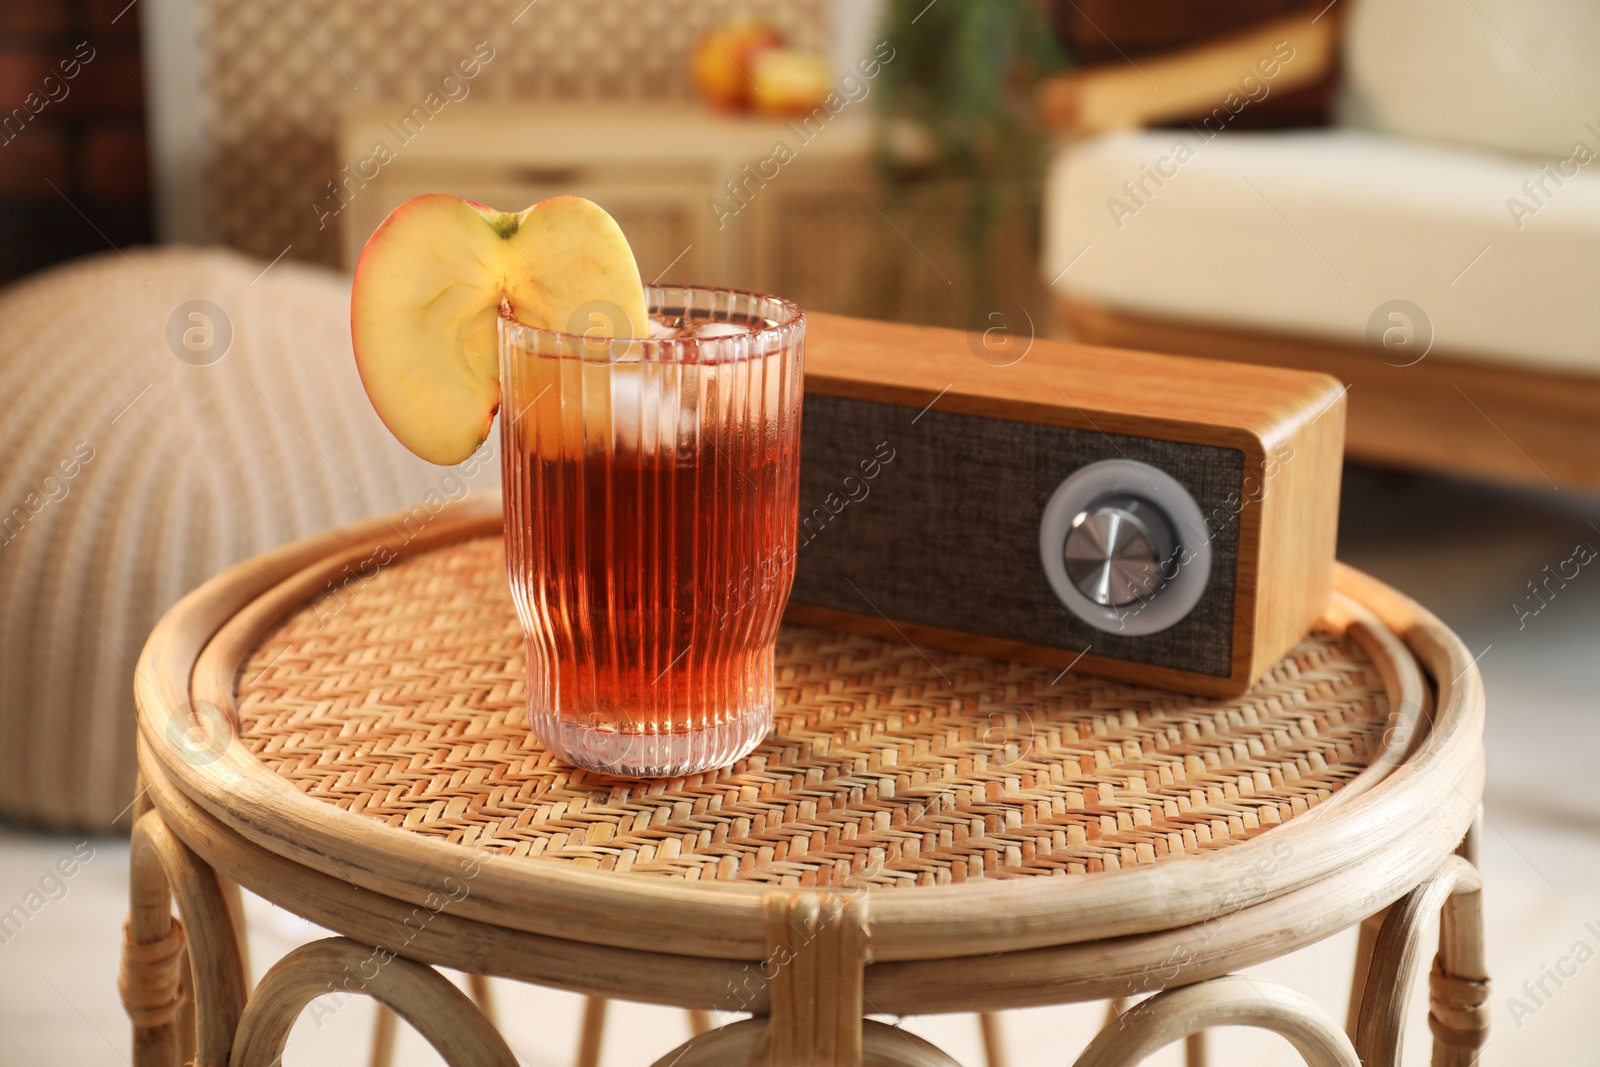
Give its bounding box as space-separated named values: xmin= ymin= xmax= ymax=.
xmin=499 ymin=286 xmax=804 ymax=777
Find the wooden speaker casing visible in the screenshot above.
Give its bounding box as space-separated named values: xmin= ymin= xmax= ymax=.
xmin=787 ymin=312 xmax=1347 ymax=698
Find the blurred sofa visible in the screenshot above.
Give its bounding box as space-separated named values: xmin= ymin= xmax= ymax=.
xmin=1039 ymin=0 xmax=1600 ymax=492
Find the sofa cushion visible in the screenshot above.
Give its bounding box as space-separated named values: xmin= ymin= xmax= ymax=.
xmin=1042 ymin=128 xmax=1600 ymax=374
xmin=1341 ymin=0 xmax=1600 ymax=160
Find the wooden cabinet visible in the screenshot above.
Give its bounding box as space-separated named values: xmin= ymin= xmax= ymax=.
xmin=336 ymin=102 xmax=879 ymax=314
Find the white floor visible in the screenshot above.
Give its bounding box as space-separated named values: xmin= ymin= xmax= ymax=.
xmin=3 ymin=467 xmax=1599 ymax=1066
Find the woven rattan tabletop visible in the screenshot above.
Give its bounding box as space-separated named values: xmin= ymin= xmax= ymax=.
xmin=134 ymin=498 xmax=1487 ymax=962
xmin=227 ymin=530 xmax=1390 ymax=889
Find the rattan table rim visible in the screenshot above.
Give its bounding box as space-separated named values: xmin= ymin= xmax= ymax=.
xmin=133 ymin=742 xmax=1484 ymax=1013
xmin=132 ymin=496 xmax=1485 ymax=963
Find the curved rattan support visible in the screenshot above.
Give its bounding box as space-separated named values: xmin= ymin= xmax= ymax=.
xmin=123 ymin=809 xmax=248 ymax=1067
xmin=652 ymin=1018 xmax=961 ymax=1067
xmin=369 ymin=972 xmax=497 ymax=1067
xmin=1073 ymin=976 xmax=1359 ymax=1067
xmin=1352 ymin=855 xmax=1487 ymax=1067
xmin=231 ymin=936 xmax=517 ymax=1067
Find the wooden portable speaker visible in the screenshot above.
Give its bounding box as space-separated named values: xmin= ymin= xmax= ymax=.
xmin=788 ymin=313 xmax=1347 ymax=698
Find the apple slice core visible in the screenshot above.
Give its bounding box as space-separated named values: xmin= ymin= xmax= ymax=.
xmin=351 ymin=193 xmax=647 ymax=465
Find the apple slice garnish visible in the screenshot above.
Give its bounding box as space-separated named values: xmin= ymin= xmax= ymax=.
xmin=351 ymin=193 xmax=648 ymax=465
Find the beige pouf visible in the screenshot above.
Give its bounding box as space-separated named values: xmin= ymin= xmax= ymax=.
xmin=0 ymin=247 xmax=498 ymax=832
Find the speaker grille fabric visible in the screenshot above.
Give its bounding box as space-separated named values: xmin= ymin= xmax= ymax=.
xmin=0 ymin=248 xmax=496 ymax=831
xmin=792 ymin=395 xmax=1244 ymax=676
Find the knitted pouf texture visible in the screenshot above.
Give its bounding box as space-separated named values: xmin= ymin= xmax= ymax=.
xmin=0 ymin=247 xmax=498 ymax=831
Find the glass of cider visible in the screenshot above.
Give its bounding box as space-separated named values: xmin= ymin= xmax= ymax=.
xmin=499 ymin=286 xmax=804 ymax=777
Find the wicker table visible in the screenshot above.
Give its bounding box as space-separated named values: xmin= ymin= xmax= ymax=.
xmin=122 ymin=495 xmax=1487 ymax=1067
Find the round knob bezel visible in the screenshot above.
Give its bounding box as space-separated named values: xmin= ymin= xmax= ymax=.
xmin=1039 ymin=459 xmax=1213 ymax=636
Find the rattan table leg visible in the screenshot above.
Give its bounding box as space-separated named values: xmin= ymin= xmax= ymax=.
xmin=220 ymin=875 xmax=251 ymax=981
xmin=1345 ymin=907 xmax=1389 ymax=1034
xmin=978 ymin=1012 xmax=1007 ymax=1067
xmin=369 ymin=1006 xmax=398 ymax=1067
xmin=1430 ymin=872 xmax=1489 ymax=1066
xmin=232 ymin=937 xmax=517 ymax=1067
xmin=468 ymin=972 xmax=496 ymax=1023
xmin=121 ymin=810 xmax=249 ymax=1067
xmin=1352 ymin=855 xmax=1487 ymax=1067
xmin=576 ymin=996 xmax=608 ymax=1067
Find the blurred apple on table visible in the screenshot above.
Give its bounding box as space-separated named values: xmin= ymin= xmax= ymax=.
xmin=690 ymin=19 xmax=783 ymax=111
xmin=751 ymin=48 xmax=834 ymax=117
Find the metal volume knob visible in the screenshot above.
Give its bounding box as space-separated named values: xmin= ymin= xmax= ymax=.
xmin=1062 ymin=495 xmax=1177 ymax=608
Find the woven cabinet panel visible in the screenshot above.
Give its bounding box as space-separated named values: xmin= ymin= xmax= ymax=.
xmin=200 ymin=0 xmax=831 ymax=267
xmin=764 ymin=190 xmax=879 ymax=317
xmin=601 ymin=201 xmax=697 ymax=288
